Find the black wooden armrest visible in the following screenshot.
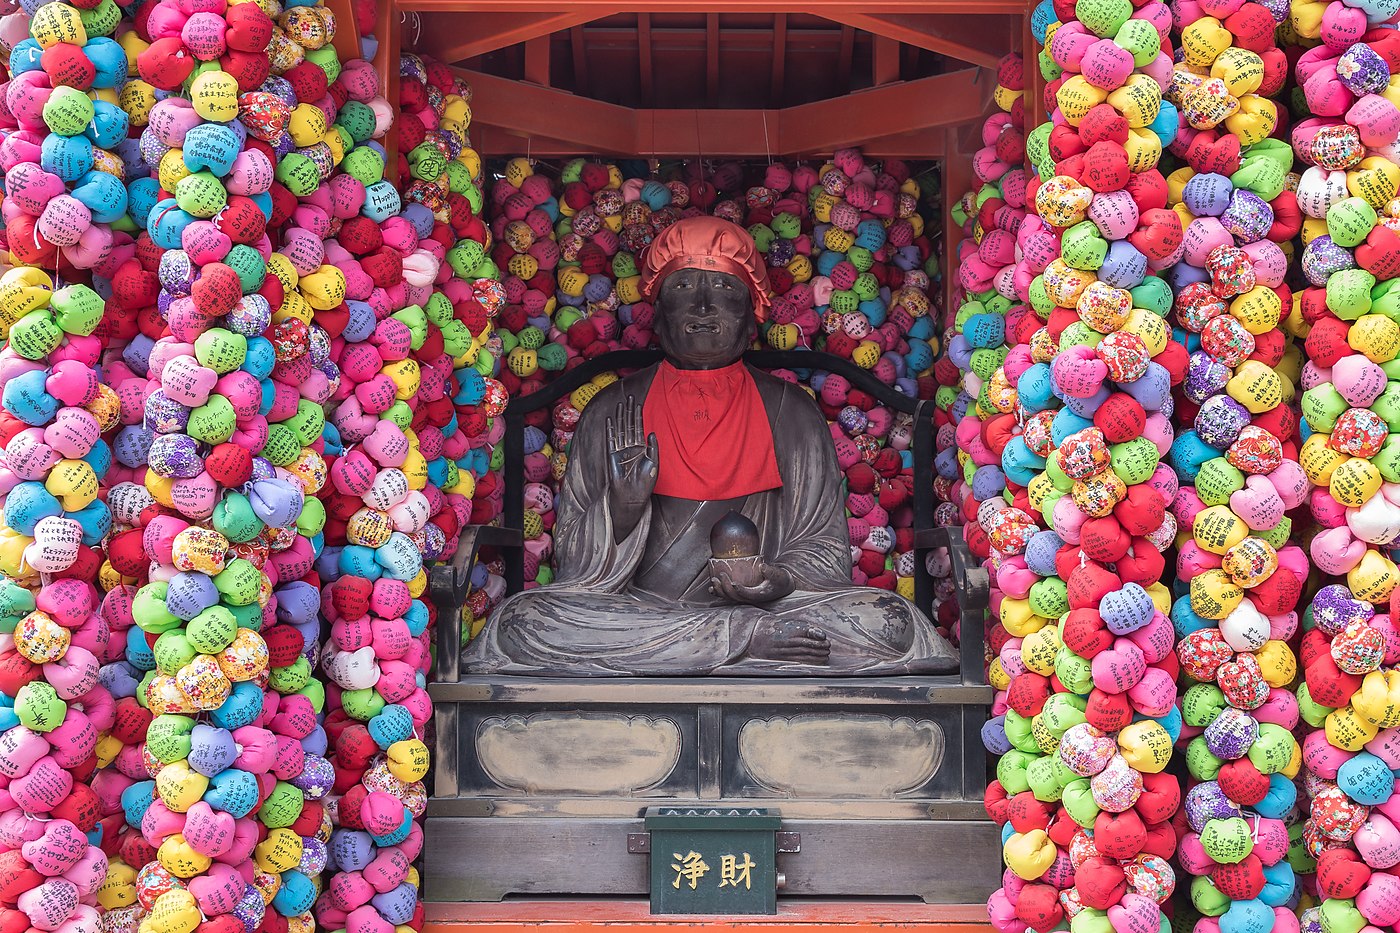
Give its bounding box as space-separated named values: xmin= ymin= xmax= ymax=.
xmin=923 ymin=527 xmax=990 ymax=687
xmin=430 ymin=524 xmax=525 ymax=682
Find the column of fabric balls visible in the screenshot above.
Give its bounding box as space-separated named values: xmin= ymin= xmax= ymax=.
xmin=1282 ymin=18 xmax=1400 ymax=933
xmin=84 ymin=1 xmax=399 ymax=929
xmin=941 ymin=52 xmax=1031 ymax=643
xmin=945 ymin=55 xmax=1030 ymax=556
xmin=108 ymin=175 xmax=345 ymax=933
xmin=440 ymin=236 xmax=512 ymax=635
xmin=3 ymin=0 xmax=134 ymax=273
xmin=1166 ymin=3 xmax=1307 ymax=932
xmin=389 ymin=61 xmax=513 ymax=604
xmin=1153 ymin=8 xmax=1309 ymax=932
xmin=1292 ymin=585 xmax=1400 ymax=933
xmin=1292 ymin=34 xmax=1400 ymax=611
xmin=982 ymin=0 xmax=1192 ymax=929
xmin=316 ymin=209 xmax=452 ymax=933
xmin=0 ymin=271 xmax=118 ymax=933
xmin=396 ymin=58 xmax=489 ymax=256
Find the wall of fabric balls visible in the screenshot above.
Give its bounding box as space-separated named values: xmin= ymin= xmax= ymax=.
xmin=961 ymin=0 xmax=1400 ymax=932
xmin=0 ymin=0 xmax=495 ymax=919
xmin=457 ymin=153 xmax=969 ymax=646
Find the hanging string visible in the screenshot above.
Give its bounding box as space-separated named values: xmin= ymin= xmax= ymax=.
xmin=761 ymin=110 xmax=772 ymax=166
xmin=649 ymin=110 xmax=658 ymax=175
xmin=400 ymin=11 xmax=423 ymax=49
xmin=694 ymin=108 xmax=704 ymax=172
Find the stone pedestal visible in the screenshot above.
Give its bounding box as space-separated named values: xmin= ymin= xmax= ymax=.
xmin=424 ymin=675 xmax=999 ymax=903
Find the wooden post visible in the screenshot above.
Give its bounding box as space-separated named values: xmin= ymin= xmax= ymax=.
xmin=941 ymin=125 xmax=974 ymax=322
xmin=377 ymin=0 xmax=402 ymax=184
xmin=326 ymin=0 xmax=362 ymax=65
xmin=523 ymin=36 xmax=550 ymax=85
xmin=1021 ymin=0 xmax=1046 ymax=159
xmin=873 ymin=35 xmax=900 ymax=86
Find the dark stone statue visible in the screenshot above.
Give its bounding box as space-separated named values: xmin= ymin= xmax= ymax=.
xmin=462 ymin=218 xmax=958 ymax=676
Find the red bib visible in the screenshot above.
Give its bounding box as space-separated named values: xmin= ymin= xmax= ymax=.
xmin=643 ymin=361 xmax=782 ymax=501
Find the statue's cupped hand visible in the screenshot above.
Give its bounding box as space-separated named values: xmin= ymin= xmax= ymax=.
xmin=710 ymin=561 xmax=796 ymax=605
xmin=606 ymin=396 xmax=658 ymax=542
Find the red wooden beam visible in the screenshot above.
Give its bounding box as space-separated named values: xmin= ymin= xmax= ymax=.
xmin=458 ymin=66 xmax=984 ymax=157
xmin=460 ymin=69 xmax=636 ymax=153
xmin=837 ymin=24 xmax=854 ymax=91
xmin=476 ymin=127 xmax=947 ymax=159
xmin=425 ymin=899 xmax=994 ymax=930
xmin=401 ymin=0 xmax=1024 ymax=11
xmin=777 ymin=68 xmax=990 ymax=154
xmin=834 ymin=12 xmax=1012 ymax=68
xmin=570 ymin=25 xmax=589 ymax=95
xmin=942 ymin=125 xmax=975 ymax=317
xmin=418 ymin=10 xmax=600 ymax=63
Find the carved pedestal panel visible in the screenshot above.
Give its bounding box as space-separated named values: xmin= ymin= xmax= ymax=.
xmin=425 ymin=676 xmax=999 ymax=903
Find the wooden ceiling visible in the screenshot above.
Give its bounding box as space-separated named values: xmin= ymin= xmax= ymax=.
xmin=393 ymin=4 xmax=1023 ymax=158
xmin=417 ymin=13 xmax=1014 ymax=110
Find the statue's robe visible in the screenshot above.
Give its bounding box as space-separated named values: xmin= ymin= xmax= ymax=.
xmin=462 ymin=364 xmax=959 ymax=676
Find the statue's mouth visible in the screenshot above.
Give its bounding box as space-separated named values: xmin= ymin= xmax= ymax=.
xmin=685 ymin=322 xmax=721 ymax=334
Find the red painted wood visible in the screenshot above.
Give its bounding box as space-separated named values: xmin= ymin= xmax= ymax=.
xmin=425 ymin=901 xmax=993 ymax=931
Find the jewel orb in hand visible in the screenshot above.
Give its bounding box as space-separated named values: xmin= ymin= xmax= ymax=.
xmin=710 ymin=510 xmax=763 ymax=587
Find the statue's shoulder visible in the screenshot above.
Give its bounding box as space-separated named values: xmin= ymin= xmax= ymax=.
xmin=584 ymin=365 xmax=660 ymax=413
xmin=748 ymin=367 xmax=826 ymax=424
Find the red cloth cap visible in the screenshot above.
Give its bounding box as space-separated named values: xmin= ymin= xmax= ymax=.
xmin=639 ymin=216 xmax=772 ymax=322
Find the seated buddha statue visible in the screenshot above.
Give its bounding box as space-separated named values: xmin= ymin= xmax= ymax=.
xmin=462 ymin=216 xmax=958 ymax=676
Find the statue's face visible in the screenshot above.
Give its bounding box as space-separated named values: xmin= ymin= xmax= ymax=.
xmin=654 ymin=268 xmax=753 ymax=370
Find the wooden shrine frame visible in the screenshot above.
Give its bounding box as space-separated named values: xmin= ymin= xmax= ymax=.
xmin=328 ymin=0 xmax=1044 ymax=321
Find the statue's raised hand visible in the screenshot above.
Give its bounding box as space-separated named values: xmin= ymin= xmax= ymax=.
xmin=606 ymin=396 xmax=658 ymax=542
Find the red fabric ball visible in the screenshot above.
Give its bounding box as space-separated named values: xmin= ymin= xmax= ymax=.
xmin=1318 ymin=848 xmax=1372 ymax=899
xmin=1212 ymin=854 xmax=1267 ymax=901
xmin=1094 ymin=810 xmax=1146 ymax=859
xmin=1075 ymin=857 xmax=1127 ymax=909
